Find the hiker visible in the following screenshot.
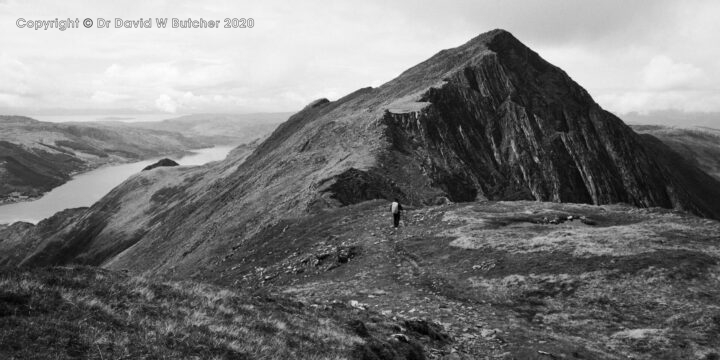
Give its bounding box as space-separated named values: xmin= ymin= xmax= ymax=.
xmin=391 ymin=198 xmax=403 ymax=228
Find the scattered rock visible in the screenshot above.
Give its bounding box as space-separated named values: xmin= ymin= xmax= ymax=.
xmin=349 ymin=300 xmax=369 ymax=310
xmin=390 ymin=333 xmax=409 ymax=343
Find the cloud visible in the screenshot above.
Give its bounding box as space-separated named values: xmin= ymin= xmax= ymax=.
xmin=155 ymin=94 xmax=177 ymax=113
xmin=590 ymin=55 xmax=715 ymax=114
xmin=596 ymin=89 xmax=720 ymax=114
xmin=91 ymin=91 xmax=131 ymax=103
xmin=0 ymin=54 xmax=32 ymax=97
xmin=0 ymin=0 xmax=719 ymax=115
xmin=642 ymin=56 xmax=703 ymax=90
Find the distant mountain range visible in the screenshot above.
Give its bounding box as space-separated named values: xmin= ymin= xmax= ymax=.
xmin=622 ymin=110 xmax=720 ymax=129
xmin=95 ymin=113 xmax=291 ymax=145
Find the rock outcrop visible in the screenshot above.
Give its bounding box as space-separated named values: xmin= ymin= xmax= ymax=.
xmin=142 ymin=158 xmax=179 ymax=171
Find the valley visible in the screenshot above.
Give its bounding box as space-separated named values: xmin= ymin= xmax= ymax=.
xmin=0 ymin=116 xmax=207 ymax=204
xmin=0 ymin=145 xmax=236 ymax=224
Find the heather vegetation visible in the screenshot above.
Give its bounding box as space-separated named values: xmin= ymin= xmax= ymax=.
xmin=0 ymin=266 xmax=440 ymax=359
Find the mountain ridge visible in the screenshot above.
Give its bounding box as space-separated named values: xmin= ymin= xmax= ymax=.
xmin=4 ymin=29 xmax=720 ymax=277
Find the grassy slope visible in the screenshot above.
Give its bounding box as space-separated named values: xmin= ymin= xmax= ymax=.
xmin=3 ymin=200 xmax=720 ymax=359
xmin=201 ymin=200 xmax=720 ymax=359
xmin=0 ymin=266 xmax=446 ymax=360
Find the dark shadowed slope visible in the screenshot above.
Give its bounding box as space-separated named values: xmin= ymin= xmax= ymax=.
xmin=6 ymin=29 xmax=720 ymax=276
xmin=632 ymin=125 xmax=720 ymax=181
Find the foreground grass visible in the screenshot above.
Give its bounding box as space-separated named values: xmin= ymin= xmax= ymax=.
xmin=0 ymin=266 xmax=436 ymax=359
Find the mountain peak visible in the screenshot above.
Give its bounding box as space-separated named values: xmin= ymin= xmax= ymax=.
xmin=467 ymin=28 xmax=516 ymax=45
xmin=10 ymin=29 xmax=720 ymax=279
xmin=437 ymin=29 xmax=524 ymax=61
xmin=378 ymin=29 xmax=540 ymax=103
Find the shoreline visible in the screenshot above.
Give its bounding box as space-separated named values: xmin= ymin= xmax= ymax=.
xmin=0 ymin=195 xmax=42 ymax=206
xmin=0 ymin=145 xmax=218 ymax=208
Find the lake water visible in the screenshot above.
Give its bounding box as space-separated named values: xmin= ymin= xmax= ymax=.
xmin=0 ymin=146 xmax=234 ymax=225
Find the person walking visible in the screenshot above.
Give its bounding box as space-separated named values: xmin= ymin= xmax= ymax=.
xmin=391 ymin=198 xmax=403 ymax=228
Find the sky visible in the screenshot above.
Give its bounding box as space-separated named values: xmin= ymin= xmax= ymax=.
xmin=1 ymin=0 xmax=719 ymax=119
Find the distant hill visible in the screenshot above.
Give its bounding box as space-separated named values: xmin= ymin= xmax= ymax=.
xmin=621 ymin=110 xmax=720 ymax=129
xmin=105 ymin=113 xmax=290 ymax=145
xmin=631 ymin=125 xmax=720 ymax=181
xmin=0 ymin=115 xmax=206 ymax=203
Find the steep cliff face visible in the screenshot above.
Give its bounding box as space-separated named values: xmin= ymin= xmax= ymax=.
xmin=374 ymin=30 xmax=720 ymax=220
xmin=7 ymin=29 xmax=720 ymax=274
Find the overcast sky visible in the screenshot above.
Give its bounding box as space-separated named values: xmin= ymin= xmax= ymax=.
xmin=1 ymin=0 xmax=719 ymax=117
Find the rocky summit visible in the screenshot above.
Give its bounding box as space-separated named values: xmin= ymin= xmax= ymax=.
xmin=2 ymin=29 xmax=720 ymax=359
